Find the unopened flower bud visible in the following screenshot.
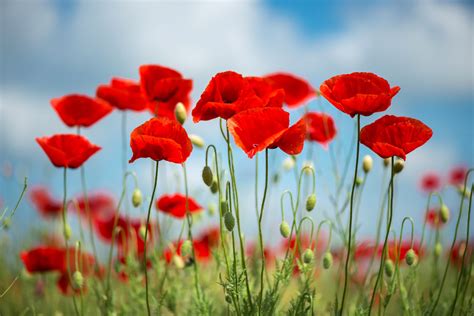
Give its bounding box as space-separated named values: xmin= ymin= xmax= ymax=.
xmin=323 ymin=252 xmax=333 ymax=269
xmin=64 ymin=224 xmax=72 ymax=240
xmin=457 ymin=185 xmax=471 ymax=199
xmin=210 ymin=179 xmax=218 ymax=194
xmin=383 ymin=158 xmax=390 ymax=168
xmin=384 ymin=259 xmax=394 ymax=278
xmin=355 ymin=177 xmax=363 ymax=187
xmin=282 ymin=157 xmax=296 ymax=171
xmin=72 ymin=271 xmax=84 ymax=289
xmin=440 ymin=204 xmax=450 ymax=223
xmin=181 ymin=240 xmax=192 ymax=257
xmin=434 ymin=242 xmax=443 ymax=257
xmin=279 ymin=221 xmax=290 ymax=238
xmin=174 ymin=102 xmax=187 ymax=124
xmin=393 ymin=159 xmax=404 ymax=174
xmin=2 ymin=217 xmax=11 ymax=229
xmin=225 ymin=294 xmax=232 ymax=304
xmin=220 ymin=200 xmax=228 ymax=215
xmin=224 ymin=212 xmax=235 ymax=231
xmin=362 ymin=155 xmax=373 ymax=173
xmin=139 ymin=225 xmax=147 ymax=241
xmin=302 ymin=249 xmax=314 ymax=264
xmin=207 ymin=202 xmax=216 ymax=216
xmin=405 ymin=249 xmax=417 ymax=266
xmin=189 ymin=134 xmax=204 ymax=148
xmin=172 ymin=255 xmax=184 ymax=269
xmin=132 ymin=188 xmax=143 ymax=208
xmin=303 ymin=161 xmax=314 ymax=174
xmin=202 ymin=166 xmax=213 ymax=187
xmin=306 ymin=194 xmax=316 ymax=212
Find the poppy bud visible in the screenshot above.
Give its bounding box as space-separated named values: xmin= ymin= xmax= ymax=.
xmin=384 ymin=259 xmax=394 ymax=278
xmin=383 ymin=158 xmax=390 ymax=168
xmin=306 ymin=194 xmax=316 ymax=212
xmin=172 ymin=255 xmax=185 ymax=269
xmin=64 ymin=224 xmax=72 ymax=240
xmin=393 ymin=159 xmax=404 ymax=174
xmin=189 ymin=134 xmax=205 ymax=148
xmin=72 ymin=271 xmax=84 ymax=290
xmin=174 ymin=102 xmax=187 ymax=125
xmin=302 ymin=249 xmax=314 ymax=264
xmin=225 ymin=294 xmax=232 ymax=304
xmin=355 ymin=177 xmax=363 ymax=187
xmin=440 ymin=204 xmax=450 ymax=223
xmin=208 ymin=202 xmax=216 ymax=216
xmin=181 ymin=240 xmax=192 ymax=257
xmin=2 ymin=217 xmax=11 ymax=230
xmin=279 ymin=221 xmax=290 ymax=238
xmin=362 ymin=155 xmax=373 ymax=173
xmin=303 ymin=161 xmax=314 ymax=175
xmin=202 ymin=166 xmax=213 ymax=187
xmin=224 ymin=212 xmax=235 ymax=231
xmin=132 ymin=188 xmax=143 ymax=208
xmin=457 ymin=185 xmax=471 ymax=199
xmin=405 ymin=249 xmax=417 ymax=266
xmin=139 ymin=225 xmax=147 ymax=241
xmin=220 ymin=200 xmax=228 ymax=215
xmin=210 ymin=179 xmax=218 ymax=194
xmin=323 ymin=252 xmax=333 ymax=269
xmin=282 ymin=157 xmax=295 ymax=171
xmin=434 ymin=242 xmax=442 ymax=257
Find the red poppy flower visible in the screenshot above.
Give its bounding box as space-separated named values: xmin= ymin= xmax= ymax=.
xmin=20 ymin=247 xmax=95 ymax=274
xmin=156 ymin=193 xmax=203 ymax=219
xmin=227 ymin=107 xmax=306 ymax=158
xmin=450 ymin=240 xmax=473 ymax=268
xmin=245 ymin=76 xmax=285 ymax=108
xmin=139 ymin=65 xmax=193 ymax=119
xmin=425 ymin=209 xmax=445 ymax=228
xmin=353 ymin=240 xmax=377 ymax=261
xmin=304 ymin=112 xmax=337 ymax=148
xmin=129 ymin=117 xmax=192 ymax=164
xmin=449 ymin=166 xmax=468 ymax=186
xmin=96 ymin=78 xmax=147 ymax=112
xmin=29 ymin=186 xmax=62 ymax=218
xmin=197 ymin=226 xmax=221 ymax=248
xmin=360 ymin=115 xmax=433 ymax=160
xmin=192 ymin=71 xmax=263 ymax=122
xmin=320 ymin=72 xmax=400 ymax=117
xmin=264 ymin=72 xmax=316 ymax=108
xmin=377 ymin=240 xmax=423 ymax=262
xmin=72 ymin=192 xmax=115 ymax=218
xmin=420 ymin=172 xmax=442 ymax=193
xmin=36 ymin=134 xmax=101 ymax=169
xmin=51 ymin=94 xmax=113 ymax=127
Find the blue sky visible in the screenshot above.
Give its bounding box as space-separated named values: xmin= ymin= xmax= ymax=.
xmin=1 ymin=0 xmax=473 ymax=249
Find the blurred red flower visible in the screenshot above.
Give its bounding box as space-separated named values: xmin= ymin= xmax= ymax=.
xmin=304 ymin=112 xmax=337 ymax=148
xmin=450 ymin=240 xmax=473 ymax=268
xmin=51 ymin=94 xmax=113 ymax=127
xmin=156 ymin=193 xmax=203 ymax=219
xmin=425 ymin=209 xmax=445 ymax=228
xmin=21 ymin=247 xmax=67 ymax=273
xmin=192 ymin=71 xmax=264 ymax=122
xmin=164 ymin=228 xmax=220 ymax=264
xmin=320 ymin=72 xmax=400 ymax=117
xmin=129 ymin=117 xmax=192 ymax=164
xmin=29 ymin=186 xmax=62 ymax=218
xmin=36 ymin=134 xmax=101 ymax=169
xmin=420 ymin=172 xmax=441 ymax=193
xmin=246 ymin=242 xmax=275 ymax=264
xmin=360 ymin=115 xmax=432 ymax=160
xmin=139 ymin=64 xmax=192 ymax=119
xmin=449 ymin=166 xmax=468 ymax=186
xmin=264 ymin=72 xmax=316 ymax=108
xmin=227 ymin=107 xmax=306 ymax=158
xmin=96 ymin=78 xmax=147 ymax=112
xmin=353 ymin=240 xmax=377 ymax=261
xmin=378 ymin=240 xmax=423 ymax=262
xmin=71 ymin=192 xmax=115 ymax=218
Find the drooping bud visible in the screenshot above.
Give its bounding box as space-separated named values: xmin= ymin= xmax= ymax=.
xmin=355 ymin=177 xmax=363 ymax=187
xmin=306 ymin=194 xmax=316 ymax=212
xmin=224 ymin=212 xmax=235 ymax=231
xmin=64 ymin=224 xmax=72 ymax=241
xmin=138 ymin=225 xmax=147 ymax=241
xmin=279 ymin=221 xmax=290 ymax=238
xmin=323 ymin=252 xmax=333 ymax=269
xmin=189 ymin=134 xmax=205 ymax=148
xmin=383 ymin=158 xmax=390 ymax=168
xmin=174 ymin=102 xmax=187 ymax=124
xmin=384 ymin=259 xmax=394 ymax=278
xmin=362 ymin=155 xmax=373 ymax=173
xmin=2 ymin=217 xmax=11 ymax=230
xmin=132 ymin=188 xmax=143 ymax=208
xmin=202 ymin=166 xmax=213 ymax=187
xmin=210 ymin=179 xmax=218 ymax=194
xmin=393 ymin=159 xmax=404 ymax=174
xmin=220 ymin=200 xmax=228 ymax=215
xmin=181 ymin=240 xmax=192 ymax=257
xmin=440 ymin=204 xmax=450 ymax=223
xmin=282 ymin=157 xmax=296 ymax=171
xmin=457 ymin=185 xmax=471 ymax=199
xmin=302 ymin=249 xmax=314 ymax=264
xmin=434 ymin=242 xmax=443 ymax=257
xmin=207 ymin=202 xmax=216 ymax=216
xmin=72 ymin=271 xmax=84 ymax=290
xmin=303 ymin=161 xmax=314 ymax=175
xmin=405 ymin=249 xmax=417 ymax=266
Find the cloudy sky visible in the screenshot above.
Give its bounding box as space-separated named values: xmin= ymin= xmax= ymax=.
xmin=1 ymin=0 xmax=473 ymax=248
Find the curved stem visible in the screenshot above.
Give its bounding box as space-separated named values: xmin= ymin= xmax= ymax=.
xmin=339 ymin=114 xmax=360 ymax=315
xmin=257 ymin=149 xmax=269 ymax=314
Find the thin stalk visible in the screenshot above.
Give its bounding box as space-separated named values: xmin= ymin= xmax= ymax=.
xmin=257 ymin=149 xmax=269 ymax=314
xmin=339 ymin=114 xmax=361 ymax=315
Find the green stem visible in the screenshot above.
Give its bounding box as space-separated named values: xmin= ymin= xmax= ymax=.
xmin=339 ymin=114 xmax=361 ymax=315
xmin=257 ymin=149 xmax=269 ymax=314
xmin=368 ymin=157 xmax=395 ymax=315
